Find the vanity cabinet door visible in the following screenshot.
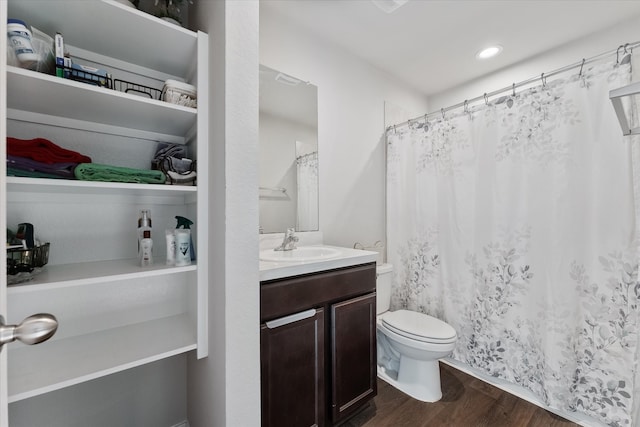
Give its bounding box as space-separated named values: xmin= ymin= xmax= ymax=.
xmin=261 ymin=308 xmax=325 ymax=427
xmin=330 ymin=293 xmax=377 ymax=423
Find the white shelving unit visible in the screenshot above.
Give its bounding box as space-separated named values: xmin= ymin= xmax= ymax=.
xmin=7 ymin=258 xmax=197 ymax=294
xmin=3 ymin=0 xmax=208 ymax=403
xmin=8 ymin=314 xmax=196 ymax=402
xmin=7 ymin=66 xmax=197 ymax=139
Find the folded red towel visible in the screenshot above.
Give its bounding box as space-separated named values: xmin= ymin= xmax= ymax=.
xmin=7 ymin=137 xmax=92 ymax=164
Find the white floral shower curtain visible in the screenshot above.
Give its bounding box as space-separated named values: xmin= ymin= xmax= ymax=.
xmin=296 ymin=151 xmax=318 ymax=231
xmin=386 ymin=61 xmax=640 ymax=427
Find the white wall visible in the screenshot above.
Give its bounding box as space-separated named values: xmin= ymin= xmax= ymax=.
xmin=260 ymin=7 xmax=429 ymax=250
xmin=429 ymin=14 xmax=640 ymax=112
xmin=188 ymin=1 xmax=261 ymax=427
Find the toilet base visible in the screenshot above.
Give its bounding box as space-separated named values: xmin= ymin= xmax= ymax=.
xmin=377 ymin=356 xmax=443 ymax=402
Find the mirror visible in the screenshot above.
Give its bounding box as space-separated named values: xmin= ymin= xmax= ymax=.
xmin=259 ymin=65 xmax=318 ymax=233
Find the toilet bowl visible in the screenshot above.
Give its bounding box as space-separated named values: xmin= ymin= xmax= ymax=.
xmin=376 ymin=263 xmax=457 ymax=402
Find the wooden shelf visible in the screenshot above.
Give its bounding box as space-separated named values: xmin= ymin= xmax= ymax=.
xmin=7 ymin=258 xmax=197 ymax=295
xmin=8 ymin=314 xmax=197 ymax=402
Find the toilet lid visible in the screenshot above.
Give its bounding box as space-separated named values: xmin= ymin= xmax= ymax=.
xmin=381 ymin=310 xmax=457 ymax=343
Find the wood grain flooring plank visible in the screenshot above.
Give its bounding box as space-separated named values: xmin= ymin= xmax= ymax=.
xmin=471 ymin=398 xmax=537 ymax=427
xmin=421 ymin=384 xmax=498 ymax=427
xmin=347 ymin=363 xmax=580 ymax=427
xmin=526 ymin=407 xmax=579 ymax=427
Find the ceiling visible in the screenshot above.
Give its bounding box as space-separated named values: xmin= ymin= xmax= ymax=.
xmin=260 ymin=0 xmax=640 ymax=97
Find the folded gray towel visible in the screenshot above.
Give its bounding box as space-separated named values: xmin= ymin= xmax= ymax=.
xmin=152 ymin=142 xmax=197 ymax=185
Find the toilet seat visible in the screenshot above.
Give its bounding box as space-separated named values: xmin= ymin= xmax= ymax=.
xmin=380 ymin=310 xmax=456 ymax=344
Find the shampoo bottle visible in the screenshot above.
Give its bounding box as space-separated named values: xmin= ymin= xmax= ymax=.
xmin=138 ymin=210 xmax=152 ymax=266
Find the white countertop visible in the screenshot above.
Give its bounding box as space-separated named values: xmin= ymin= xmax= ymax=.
xmin=259 ymin=245 xmax=378 ymax=282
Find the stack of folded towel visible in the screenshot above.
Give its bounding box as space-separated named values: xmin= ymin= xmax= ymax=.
xmin=74 ymin=163 xmax=166 ymax=184
xmin=151 ymin=142 xmax=197 ymax=185
xmin=7 ymin=137 xmax=166 ymax=184
xmin=7 ymin=137 xmax=91 ymax=179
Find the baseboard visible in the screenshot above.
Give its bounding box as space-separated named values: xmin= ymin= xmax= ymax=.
xmin=441 ymin=358 xmax=605 ymax=427
xmin=169 ymin=421 xmax=189 ymax=427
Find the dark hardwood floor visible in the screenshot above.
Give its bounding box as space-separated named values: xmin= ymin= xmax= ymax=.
xmin=344 ymin=363 xmax=580 ymax=427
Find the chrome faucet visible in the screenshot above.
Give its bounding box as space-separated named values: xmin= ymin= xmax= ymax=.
xmin=275 ymin=228 xmax=299 ymax=251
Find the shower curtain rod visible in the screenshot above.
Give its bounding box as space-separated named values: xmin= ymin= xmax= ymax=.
xmin=388 ymin=41 xmax=640 ymax=132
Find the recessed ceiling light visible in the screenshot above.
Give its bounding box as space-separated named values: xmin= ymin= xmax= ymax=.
xmin=476 ymin=45 xmax=503 ymax=60
xmin=371 ymin=0 xmax=409 ymax=14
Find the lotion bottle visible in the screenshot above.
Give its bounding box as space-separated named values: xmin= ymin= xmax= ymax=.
xmin=165 ymin=229 xmax=176 ymax=265
xmin=138 ymin=210 xmax=152 ymax=265
xmin=140 ymin=237 xmax=153 ymax=267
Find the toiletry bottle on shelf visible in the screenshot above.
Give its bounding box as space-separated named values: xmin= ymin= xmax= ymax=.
xmin=140 ymin=236 xmax=153 ymax=267
xmin=165 ymin=229 xmax=176 ymax=265
xmin=175 ymin=229 xmax=191 ymax=267
xmin=7 ymin=19 xmax=39 ymax=69
xmin=138 ymin=210 xmax=152 ymax=266
xmin=175 ymin=215 xmax=195 ymax=261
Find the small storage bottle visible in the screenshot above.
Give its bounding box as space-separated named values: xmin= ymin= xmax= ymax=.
xmin=137 ymin=210 xmax=152 ymax=266
xmin=7 ymin=19 xmax=38 ymax=68
xmin=174 ymin=229 xmax=191 ymax=266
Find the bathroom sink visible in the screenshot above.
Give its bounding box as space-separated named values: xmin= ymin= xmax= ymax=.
xmin=260 ymin=246 xmax=342 ymax=262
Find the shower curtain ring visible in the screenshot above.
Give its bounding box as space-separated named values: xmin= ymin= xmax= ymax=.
xmin=541 ymin=73 xmax=547 ymax=87
xmin=617 ymin=45 xmax=624 ymax=64
xmin=441 ymin=108 xmax=445 ymax=119
xmin=512 ymin=83 xmax=516 ymax=97
xmin=484 ymin=93 xmax=489 ymax=105
xmin=579 ymin=58 xmax=586 ymax=76
xmin=463 ymin=100 xmax=469 ymax=114
xmin=422 ymin=114 xmax=429 ymax=132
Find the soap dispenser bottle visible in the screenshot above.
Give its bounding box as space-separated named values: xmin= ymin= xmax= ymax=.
xmin=138 ymin=210 xmax=153 ymax=266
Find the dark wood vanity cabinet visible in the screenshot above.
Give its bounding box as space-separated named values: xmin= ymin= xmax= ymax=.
xmin=261 ymin=309 xmax=325 ymax=427
xmin=260 ymin=262 xmax=377 ymax=427
xmin=331 ymin=293 xmax=377 ymax=423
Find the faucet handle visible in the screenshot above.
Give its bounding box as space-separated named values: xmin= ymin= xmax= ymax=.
xmin=286 ymin=228 xmax=298 ymax=249
xmin=274 ymin=228 xmax=298 ymax=251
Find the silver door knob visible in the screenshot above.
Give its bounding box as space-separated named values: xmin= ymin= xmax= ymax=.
xmin=0 ymin=314 xmax=58 ymax=349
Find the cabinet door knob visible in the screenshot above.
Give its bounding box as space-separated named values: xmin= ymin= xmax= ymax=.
xmin=0 ymin=313 xmax=58 ymax=349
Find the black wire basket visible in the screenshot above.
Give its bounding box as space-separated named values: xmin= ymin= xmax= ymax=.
xmin=7 ymin=242 xmax=50 ymax=275
xmin=114 ymin=79 xmax=162 ymax=100
xmin=63 ymin=65 xmax=112 ymax=89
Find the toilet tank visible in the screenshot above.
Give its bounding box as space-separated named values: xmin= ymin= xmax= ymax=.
xmin=376 ymin=263 xmax=393 ymax=315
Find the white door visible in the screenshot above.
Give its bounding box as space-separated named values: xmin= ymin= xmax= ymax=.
xmin=1 ymin=0 xmax=9 ymax=424
xmin=0 ymin=4 xmax=58 ymax=426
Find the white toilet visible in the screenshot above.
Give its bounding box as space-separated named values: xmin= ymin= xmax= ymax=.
xmin=376 ymin=263 xmax=457 ymax=402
